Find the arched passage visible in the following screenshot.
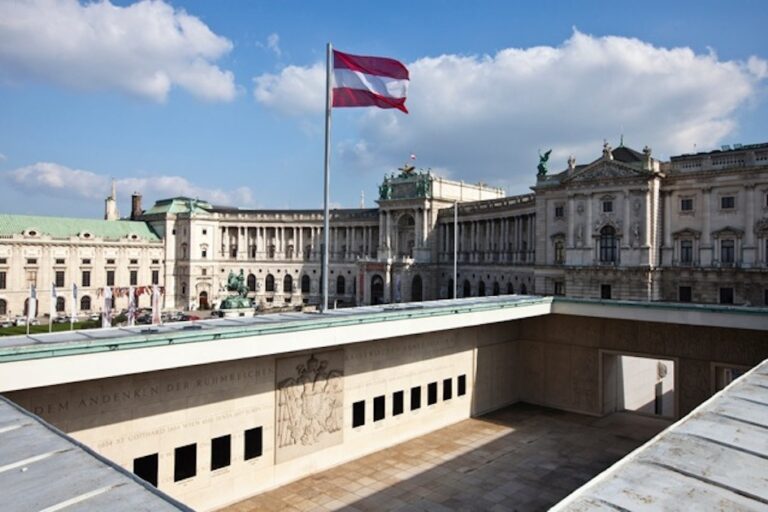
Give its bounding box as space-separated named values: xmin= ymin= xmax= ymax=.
xmin=463 ymin=279 xmax=471 ymax=298
xmin=199 ymin=291 xmax=209 ymax=309
xmin=411 ymin=275 xmax=422 ymax=302
xmin=336 ymin=275 xmax=346 ymax=295
xmin=283 ymin=274 xmax=293 ymax=293
xmin=265 ymin=274 xmax=275 ymax=292
xmin=247 ymin=273 xmax=256 ymax=292
xmin=371 ymin=275 xmax=384 ymax=305
xmin=301 ymin=274 xmax=310 ymax=293
xmin=492 ymin=281 xmax=500 ymax=296
xmin=447 ymin=279 xmax=454 ymax=299
xmin=478 ymin=281 xmax=486 ymax=296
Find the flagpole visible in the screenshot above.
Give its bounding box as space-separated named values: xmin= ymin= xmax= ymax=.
xmin=453 ymin=201 xmax=458 ymax=299
xmin=321 ymin=42 xmax=333 ymax=313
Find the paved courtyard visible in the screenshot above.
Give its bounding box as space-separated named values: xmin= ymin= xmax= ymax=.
xmin=222 ymin=404 xmax=670 ymax=512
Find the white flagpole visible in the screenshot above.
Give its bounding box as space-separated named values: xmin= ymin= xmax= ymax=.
xmin=49 ymin=282 xmax=56 ymax=333
xmin=71 ymin=283 xmax=78 ymax=331
xmin=453 ymin=201 xmax=458 ymax=299
xmin=321 ymin=41 xmax=333 ymax=313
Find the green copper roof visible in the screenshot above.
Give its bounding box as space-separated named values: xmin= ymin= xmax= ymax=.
xmin=143 ymin=197 xmax=212 ymax=216
xmin=0 ymin=214 xmax=161 ymax=241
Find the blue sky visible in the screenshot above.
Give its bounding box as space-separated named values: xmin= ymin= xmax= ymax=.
xmin=1 ymin=0 xmax=766 ymax=217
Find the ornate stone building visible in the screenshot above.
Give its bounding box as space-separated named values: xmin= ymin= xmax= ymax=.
xmin=1 ymin=142 xmax=766 ymax=320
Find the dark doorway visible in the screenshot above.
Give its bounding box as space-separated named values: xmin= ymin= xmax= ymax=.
xmin=371 ymin=275 xmax=384 ymax=305
xmin=411 ymin=275 xmax=423 ymax=302
xmin=199 ymin=291 xmax=209 ymax=309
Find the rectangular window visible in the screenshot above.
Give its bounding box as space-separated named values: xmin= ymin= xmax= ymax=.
xmin=106 ymin=270 xmax=115 ymax=286
xmin=721 ymin=196 xmax=735 ymax=209
xmin=201 ymin=249 xmax=207 ymax=259
xmin=721 ymin=240 xmax=735 ymax=263
xmin=427 ymin=382 xmax=438 ymax=405
xmin=680 ymin=198 xmax=693 ymax=211
xmin=410 ymin=386 xmax=421 ymax=410
xmin=151 ymin=270 xmax=159 ymax=285
xmin=130 ymin=270 xmax=138 ymax=286
xmin=0 ymin=271 xmax=5 ymax=290
xmin=151 ymin=259 xmax=160 ymax=265
xmin=554 ymin=205 xmax=564 ymax=218
xmin=392 ymin=391 xmax=404 ymax=416
xmin=106 ymin=258 xmax=115 ymax=265
xmin=82 ymin=270 xmax=91 ymax=287
xmin=202 ymin=229 xmax=207 ymax=235
xmin=0 ymin=257 xmax=7 ymax=264
xmin=602 ymin=200 xmax=613 ymax=213
xmin=129 ymin=259 xmax=138 ymax=265
xmin=601 ymin=284 xmax=612 ymax=299
xmin=55 ymin=258 xmax=65 ymax=265
xmin=26 ymin=258 xmax=37 ymax=265
xmin=554 ymin=281 xmax=564 ymax=296
xmin=55 ymin=271 xmax=65 ymax=287
xmin=443 ymin=378 xmax=453 ymax=401
xmin=719 ymin=287 xmax=734 ymax=305
xmin=211 ymin=435 xmax=231 ymax=470
xmin=458 ymin=375 xmax=467 ymax=396
xmin=133 ymin=453 xmax=158 ymax=487
xmin=373 ymin=395 xmax=385 ymax=422
xmin=680 ymin=240 xmax=693 ymax=263
xmin=352 ymin=400 xmax=365 ymax=427
xmin=244 ymin=427 xmax=263 ymax=460
xmin=81 ymin=258 xmax=91 ymax=265
xmin=679 ymin=286 xmax=692 ymax=303
xmin=174 ymin=443 xmax=196 ymax=482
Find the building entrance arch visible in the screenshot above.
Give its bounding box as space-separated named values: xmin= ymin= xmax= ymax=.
xmin=371 ymin=275 xmax=385 ymax=305
xmin=199 ymin=291 xmax=209 ymax=309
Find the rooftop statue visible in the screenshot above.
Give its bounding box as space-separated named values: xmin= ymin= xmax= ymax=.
xmin=220 ymin=269 xmax=252 ymax=309
xmin=537 ymin=149 xmax=552 ymax=177
xmin=378 ymin=179 xmax=392 ymax=200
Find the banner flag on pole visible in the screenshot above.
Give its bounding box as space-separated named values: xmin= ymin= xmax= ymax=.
xmin=128 ymin=286 xmax=136 ymax=327
xmin=332 ymin=50 xmax=410 ymax=113
xmin=49 ymin=282 xmax=57 ymax=333
xmin=26 ymin=284 xmax=37 ymax=335
xmin=102 ymin=287 xmax=112 ymax=328
xmin=151 ymin=285 xmax=161 ymax=325
xmin=71 ymin=283 xmax=78 ymax=330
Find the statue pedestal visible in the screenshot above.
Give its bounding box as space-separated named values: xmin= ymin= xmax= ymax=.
xmin=219 ymin=308 xmax=255 ymax=319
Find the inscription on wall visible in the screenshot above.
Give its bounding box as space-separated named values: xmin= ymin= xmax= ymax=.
xmin=275 ymin=350 xmax=344 ymax=464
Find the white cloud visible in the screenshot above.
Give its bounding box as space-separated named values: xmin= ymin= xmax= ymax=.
xmin=257 ymin=33 xmax=282 ymax=57
xmin=252 ymin=31 xmax=766 ymax=193
xmin=0 ymin=0 xmax=236 ymax=102
xmin=253 ymin=62 xmax=325 ymax=116
xmin=5 ymin=162 xmax=257 ymax=209
xmin=0 ymin=152 xmax=6 ymax=162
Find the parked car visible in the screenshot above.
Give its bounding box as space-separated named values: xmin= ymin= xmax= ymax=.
xmin=0 ymin=319 xmax=12 ymax=328
xmin=179 ymin=313 xmax=200 ymax=321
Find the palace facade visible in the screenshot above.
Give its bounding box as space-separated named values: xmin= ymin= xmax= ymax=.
xmin=1 ymin=141 xmax=766 ymax=318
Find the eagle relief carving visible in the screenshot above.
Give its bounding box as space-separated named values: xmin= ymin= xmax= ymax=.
xmin=276 ymin=354 xmax=343 ymax=450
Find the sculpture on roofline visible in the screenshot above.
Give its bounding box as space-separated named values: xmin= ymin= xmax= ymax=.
xmin=537 ymin=149 xmax=552 ymax=177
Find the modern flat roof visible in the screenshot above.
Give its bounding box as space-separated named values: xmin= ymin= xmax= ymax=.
xmin=552 ymin=356 xmax=768 ymax=511
xmin=0 ymin=394 xmax=191 ymax=512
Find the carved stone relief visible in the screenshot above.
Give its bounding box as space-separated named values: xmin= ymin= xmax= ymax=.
xmin=275 ymin=350 xmax=344 ymax=463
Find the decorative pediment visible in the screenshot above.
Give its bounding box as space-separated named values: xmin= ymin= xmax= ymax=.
xmin=672 ymin=228 xmax=701 ymax=240
xmin=592 ymin=214 xmax=622 ymax=234
xmin=711 ymin=226 xmax=744 ymax=239
xmin=549 ymin=231 xmax=566 ymax=240
xmin=563 ymin=160 xmax=649 ymax=184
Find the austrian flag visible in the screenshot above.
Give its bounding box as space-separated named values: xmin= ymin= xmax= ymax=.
xmin=332 ymin=50 xmax=409 ymax=113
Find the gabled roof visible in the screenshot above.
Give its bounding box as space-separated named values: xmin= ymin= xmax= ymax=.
xmin=0 ymin=214 xmax=161 ymax=241
xmin=560 ymin=157 xmax=651 ymax=184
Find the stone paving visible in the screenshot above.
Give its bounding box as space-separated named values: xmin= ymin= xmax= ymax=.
xmin=222 ymin=404 xmax=670 ymax=512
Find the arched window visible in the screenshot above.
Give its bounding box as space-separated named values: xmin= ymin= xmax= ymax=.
xmin=56 ymin=296 xmax=65 ymax=312
xmin=265 ymin=274 xmax=275 ymax=292
xmin=301 ymin=274 xmax=310 ymax=293
xmin=411 ymin=275 xmax=422 ymax=302
xmin=283 ymin=274 xmax=293 ymax=293
xmin=336 ymin=275 xmax=345 ymax=295
xmin=463 ymin=279 xmax=471 ymax=297
xmin=599 ymin=226 xmax=617 ymax=263
xmin=0 ymin=299 xmax=6 ymax=316
xmin=81 ymin=296 xmax=91 ymax=311
xmin=247 ymin=273 xmax=256 ymax=292
xmin=520 ymin=283 xmax=528 ymax=294
xmin=478 ymin=281 xmax=486 ymax=296
xmin=447 ymin=279 xmax=454 ymax=299
xmin=554 ymin=240 xmax=565 ymax=265
xmin=492 ymin=281 xmax=500 ymax=296
xmin=199 ymin=291 xmax=209 ymax=309
xmin=507 ymin=282 xmax=514 ymax=294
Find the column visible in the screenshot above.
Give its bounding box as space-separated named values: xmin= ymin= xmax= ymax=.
xmin=623 ymin=191 xmax=631 ymax=247
xmin=585 ymin=194 xmax=593 ymax=252
xmin=702 ymin=188 xmax=712 ymax=246
xmin=745 ymin=184 xmax=755 ymax=247
xmin=567 ymin=197 xmax=575 ymax=247
xmin=422 ymin=207 xmax=429 ymax=245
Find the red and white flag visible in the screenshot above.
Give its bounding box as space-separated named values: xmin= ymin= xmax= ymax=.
xmin=333 ymin=50 xmax=409 ymax=113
